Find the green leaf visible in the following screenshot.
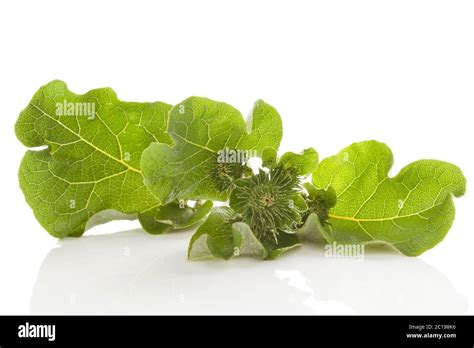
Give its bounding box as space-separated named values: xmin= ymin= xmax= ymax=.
xmin=312 ymin=140 xmax=466 ymax=256
xmin=297 ymin=183 xmax=337 ymax=242
xmin=15 ymin=80 xmax=172 ymax=238
xmin=301 ymin=183 xmax=337 ymax=225
xmin=138 ymin=200 xmax=213 ymax=235
xmin=261 ymin=232 xmax=300 ymax=260
xmin=187 ymin=207 xmax=267 ymax=260
xmin=296 ymin=213 xmax=328 ymax=242
xmin=262 ymin=147 xmax=319 ymax=176
xmin=141 ymin=97 xmax=283 ymax=204
xmin=187 ymin=206 xmax=300 ymax=260
xmin=278 ymin=148 xmax=319 ymax=176
xmin=262 ymin=147 xmax=278 ymax=168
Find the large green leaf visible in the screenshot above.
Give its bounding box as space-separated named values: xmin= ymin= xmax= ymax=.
xmin=16 ymin=80 xmax=173 ymax=238
xmin=312 ymin=140 xmax=466 ymax=256
xmin=141 ymin=97 xmax=283 ymax=204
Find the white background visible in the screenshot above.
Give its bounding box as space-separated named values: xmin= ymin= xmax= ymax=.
xmin=0 ymin=0 xmax=472 ymax=314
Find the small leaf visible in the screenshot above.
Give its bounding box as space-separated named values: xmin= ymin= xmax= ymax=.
xmin=296 ymin=213 xmax=328 ymax=242
xmin=301 ymin=183 xmax=337 ymax=226
xmin=293 ymin=193 xmax=309 ymax=212
xmin=261 ymin=232 xmax=301 ymax=260
xmin=279 ymin=147 xmax=319 ymax=176
xmin=138 ymin=200 xmax=213 ymax=235
xmin=187 ymin=207 xmax=267 ymax=260
xmin=188 ymin=206 xmax=300 ymax=260
xmin=262 ymin=147 xmax=278 ymax=168
xmin=262 ymin=147 xmax=319 ymax=177
xmin=312 ymin=140 xmax=466 ymax=256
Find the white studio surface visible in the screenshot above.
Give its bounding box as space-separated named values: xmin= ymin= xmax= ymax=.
xmin=0 ymin=0 xmax=473 ymax=315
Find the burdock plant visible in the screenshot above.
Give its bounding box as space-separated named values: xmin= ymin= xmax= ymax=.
xmin=229 ymin=167 xmax=302 ymax=244
xmin=16 ymin=82 xmax=466 ymax=260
